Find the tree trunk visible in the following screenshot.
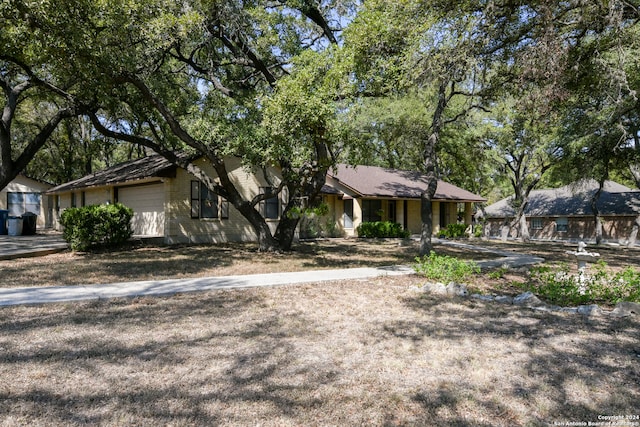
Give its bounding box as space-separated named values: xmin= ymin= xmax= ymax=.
xmin=518 ymin=213 xmax=530 ymax=242
xmin=591 ymin=180 xmax=604 ymax=245
xmin=419 ymin=81 xmax=448 ymax=256
xmin=419 ymin=185 xmax=437 ymax=255
xmin=627 ymin=215 xmax=640 ymax=248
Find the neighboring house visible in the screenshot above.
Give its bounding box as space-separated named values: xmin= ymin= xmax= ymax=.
xmin=46 ymin=155 xmax=486 ymax=243
xmin=322 ymin=164 xmax=486 ymax=237
xmin=482 ymin=180 xmax=640 ymax=243
xmin=1 ymin=175 xmax=52 ymax=229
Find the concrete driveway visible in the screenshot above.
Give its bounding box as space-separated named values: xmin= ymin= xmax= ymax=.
xmin=0 ymin=231 xmax=68 ymax=260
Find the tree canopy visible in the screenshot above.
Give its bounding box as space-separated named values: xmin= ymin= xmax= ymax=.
xmin=2 ymin=0 xmax=640 ymax=250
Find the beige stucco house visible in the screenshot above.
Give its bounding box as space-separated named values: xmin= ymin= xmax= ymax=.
xmin=322 ymin=164 xmax=486 ymax=237
xmin=46 ymin=155 xmax=486 ymax=243
xmin=1 ymin=175 xmax=52 ymax=229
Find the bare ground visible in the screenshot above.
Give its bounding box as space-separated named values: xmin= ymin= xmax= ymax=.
xmin=0 ymin=239 xmax=639 ymax=426
xmin=0 ymin=278 xmax=638 ymax=426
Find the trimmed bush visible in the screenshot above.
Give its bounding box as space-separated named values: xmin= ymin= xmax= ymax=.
xmin=356 ymin=221 xmax=410 ymax=238
xmin=414 ymin=251 xmax=480 ymax=283
xmin=438 ymin=223 xmax=469 ymax=239
xmin=60 ymin=203 xmax=134 ymax=251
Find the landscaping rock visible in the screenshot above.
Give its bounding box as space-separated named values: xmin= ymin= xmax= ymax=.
xmin=421 ymin=282 xmax=468 ymax=297
xmin=610 ymin=301 xmax=640 ymax=318
xmin=495 ymin=295 xmax=514 ymax=304
xmin=422 ymin=282 xmax=448 ymax=295
xmin=513 ymin=292 xmax=544 ymax=307
xmin=577 ymin=304 xmax=602 ymax=316
xmin=445 ymin=282 xmax=468 ymax=297
xmin=470 ymin=294 xmax=495 ymax=302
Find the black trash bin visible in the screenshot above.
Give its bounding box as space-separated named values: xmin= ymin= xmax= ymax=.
xmin=0 ymin=210 xmax=7 ymax=235
xmin=21 ymin=212 xmax=37 ymax=235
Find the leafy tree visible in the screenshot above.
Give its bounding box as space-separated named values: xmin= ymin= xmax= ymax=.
xmin=343 ymin=0 xmax=512 ymax=255
xmin=16 ymin=0 xmax=352 ymax=251
xmin=0 ymin=52 xmax=84 ymax=190
xmin=487 ymin=97 xmax=560 ymax=242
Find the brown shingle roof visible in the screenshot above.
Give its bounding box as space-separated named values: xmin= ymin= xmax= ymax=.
xmin=46 ymin=155 xmax=177 ymax=193
xmin=326 ymin=164 xmax=486 ymax=202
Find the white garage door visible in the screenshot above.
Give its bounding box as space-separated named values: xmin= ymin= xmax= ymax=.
xmin=117 ymin=183 xmax=165 ymax=236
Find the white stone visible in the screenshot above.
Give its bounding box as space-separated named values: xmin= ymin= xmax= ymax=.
xmin=513 ymin=292 xmax=544 ymax=306
xmin=577 ymin=304 xmax=602 ymax=316
xmin=495 ymin=295 xmax=514 ymax=304
xmin=470 ymin=294 xmax=495 ymax=302
xmin=610 ymin=301 xmax=640 ymax=317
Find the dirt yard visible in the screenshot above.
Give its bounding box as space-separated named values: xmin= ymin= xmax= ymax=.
xmin=0 ymin=239 xmax=638 ymax=426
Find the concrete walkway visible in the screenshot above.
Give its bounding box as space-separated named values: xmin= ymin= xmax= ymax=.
xmin=0 ymin=237 xmax=544 ymax=307
xmin=0 ymin=266 xmax=415 ymax=307
xmin=435 ymin=238 xmax=545 ymax=269
xmin=0 ymin=232 xmax=68 ymax=260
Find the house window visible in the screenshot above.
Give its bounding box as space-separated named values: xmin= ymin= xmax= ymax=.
xmin=388 ymin=200 xmax=397 ymax=223
xmin=71 ymin=192 xmax=76 ymax=208
xmin=7 ymin=192 xmax=40 ymax=216
xmin=531 ymin=218 xmax=543 ymax=230
xmin=362 ymin=199 xmax=382 ymax=222
xmin=343 ymin=199 xmax=354 ymax=228
xmin=556 ymin=217 xmax=568 ymax=232
xmin=191 ymin=181 xmax=229 ymax=219
xmin=259 ymin=187 xmax=280 ymax=220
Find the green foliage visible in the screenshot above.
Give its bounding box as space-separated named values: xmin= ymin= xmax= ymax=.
xmin=488 ymin=266 xmax=509 ymax=280
xmin=356 ymin=221 xmax=410 ymax=238
xmin=438 ymin=223 xmax=468 ymax=239
xmin=522 ymin=262 xmax=640 ymax=306
xmin=60 ymin=203 xmax=133 ymax=251
xmin=414 ymin=251 xmax=480 ymax=283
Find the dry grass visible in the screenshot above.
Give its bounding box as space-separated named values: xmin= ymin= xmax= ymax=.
xmin=1 ymin=238 xmax=639 ymax=425
xmin=0 ymin=238 xmax=503 ymax=289
xmin=0 ymin=278 xmax=638 ymax=426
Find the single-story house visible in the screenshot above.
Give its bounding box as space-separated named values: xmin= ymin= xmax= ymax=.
xmin=322 ymin=164 xmax=486 ymax=237
xmin=1 ymin=174 xmax=52 ymax=229
xmin=481 ymin=180 xmax=640 ymax=243
xmin=46 ymin=155 xmax=486 ymax=243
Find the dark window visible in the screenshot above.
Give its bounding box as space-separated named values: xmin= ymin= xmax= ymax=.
xmin=531 ymin=218 xmax=543 ymax=230
xmin=556 ymin=217 xmax=568 ymax=232
xmin=260 ymin=187 xmax=280 ymax=220
xmin=388 ymin=200 xmax=396 ymax=223
xmin=191 ymin=181 xmax=228 ymax=219
xmin=362 ymin=199 xmax=382 ymax=222
xmin=70 ymin=192 xmax=76 ymax=208
xmin=343 ymin=199 xmax=354 ymax=228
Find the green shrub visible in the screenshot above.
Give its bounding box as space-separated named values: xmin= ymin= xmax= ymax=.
xmin=522 ymin=261 xmax=640 ymax=306
xmin=357 ymin=221 xmax=410 ymax=238
xmin=414 ymin=251 xmax=480 ymax=283
xmin=438 ymin=223 xmax=469 ymax=239
xmin=60 ymin=203 xmax=134 ymax=251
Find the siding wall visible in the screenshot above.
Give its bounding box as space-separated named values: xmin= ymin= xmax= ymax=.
xmin=1 ymin=176 xmax=52 ymax=228
xmin=165 ymin=157 xmax=283 ymax=244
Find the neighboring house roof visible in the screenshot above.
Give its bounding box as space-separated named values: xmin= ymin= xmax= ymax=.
xmin=483 ymin=180 xmax=640 ymax=218
xmin=325 ymin=164 xmax=486 ymax=202
xmin=46 ymin=155 xmax=178 ymax=194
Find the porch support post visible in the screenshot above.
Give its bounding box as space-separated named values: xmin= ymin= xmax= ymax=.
xmin=464 ymin=202 xmax=472 ymax=225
